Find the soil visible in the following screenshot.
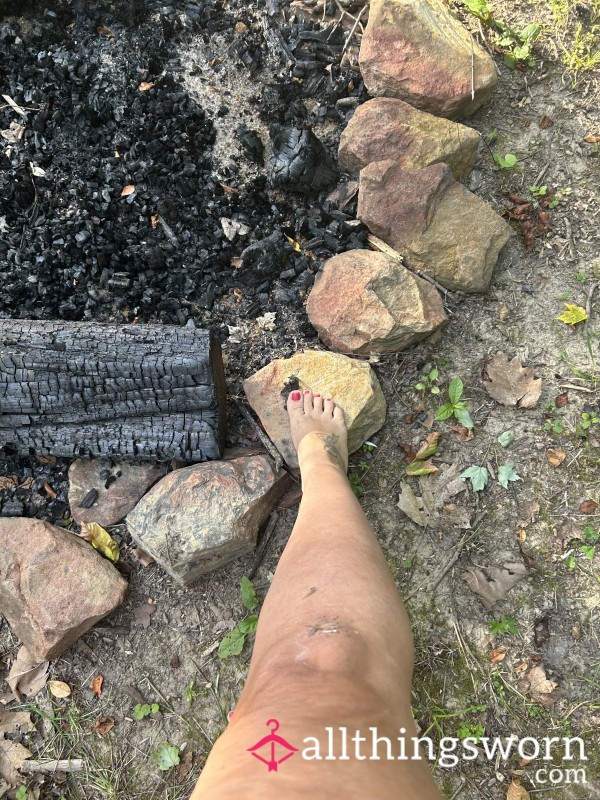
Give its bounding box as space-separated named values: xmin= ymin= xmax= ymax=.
xmin=1 ymin=0 xmax=599 ymax=799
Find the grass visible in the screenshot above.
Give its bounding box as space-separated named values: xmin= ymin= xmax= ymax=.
xmin=540 ymin=0 xmax=600 ymax=80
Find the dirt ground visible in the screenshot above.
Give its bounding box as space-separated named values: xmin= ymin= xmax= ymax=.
xmin=1 ymin=0 xmax=599 ymax=798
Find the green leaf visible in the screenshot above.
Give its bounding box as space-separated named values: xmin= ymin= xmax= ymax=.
xmin=430 ymin=386 xmax=441 ymax=395
xmin=81 ymin=521 xmax=120 ymax=563
xmin=435 ymin=404 xmax=455 ymax=421
xmin=15 ymin=788 xmax=28 ymax=800
xmin=429 ymin=368 xmax=439 ymax=381
xmin=498 ymin=462 xmax=521 ymax=488
xmin=581 ymin=545 xmax=595 ymax=560
xmin=405 ymin=459 xmax=438 ymax=477
xmin=454 ymin=408 xmax=474 ymax=429
xmin=497 ymin=430 xmax=515 ymax=448
xmin=238 ymin=614 xmax=259 ymax=634
xmin=150 ymin=703 xmax=159 ymax=714
xmin=448 ymin=376 xmax=463 ymax=405
xmin=557 ymin=304 xmax=588 ymax=325
xmin=460 ymin=465 xmax=489 ymax=492
xmin=219 ymin=627 xmax=246 ymax=660
xmin=503 ymin=54 xmax=517 ymax=69
xmin=240 ymin=576 xmax=259 ymax=610
xmin=520 ymin=23 xmax=540 ymax=41
xmin=513 ymin=44 xmax=530 ymax=60
xmin=584 ymin=526 xmax=599 ymax=543
xmin=152 ymin=742 xmax=180 ymax=771
xmin=133 ymin=703 xmax=150 ymax=720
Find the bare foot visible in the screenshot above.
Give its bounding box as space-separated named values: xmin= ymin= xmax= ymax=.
xmin=286 ymin=389 xmax=348 ymax=472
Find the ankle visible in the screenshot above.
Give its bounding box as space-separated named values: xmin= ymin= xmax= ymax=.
xmin=297 ymin=431 xmax=348 ymax=474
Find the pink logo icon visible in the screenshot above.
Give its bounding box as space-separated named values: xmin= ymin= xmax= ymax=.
xmin=247 ymin=719 xmax=298 ymax=772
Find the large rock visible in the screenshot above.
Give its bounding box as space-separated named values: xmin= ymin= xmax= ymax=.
xmin=69 ymin=459 xmax=166 ymax=528
xmin=359 ymin=0 xmax=497 ymax=119
xmin=358 ymin=161 xmax=511 ymax=293
xmin=243 ymin=350 xmax=386 ymax=469
xmin=338 ymin=98 xmax=480 ymax=178
xmin=126 ymin=455 xmax=289 ymax=586
xmin=0 ymin=518 xmax=127 ymax=661
xmin=307 ymin=250 xmax=447 ymax=354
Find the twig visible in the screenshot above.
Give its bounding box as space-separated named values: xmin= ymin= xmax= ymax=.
xmin=405 ymin=512 xmax=487 ymax=602
xmin=341 ymin=3 xmax=368 ymax=55
xmin=234 ymin=399 xmax=284 ymax=473
xmin=558 ymin=383 xmax=594 ymax=393
xmin=248 ymin=511 xmax=279 ymax=580
xmin=471 ymin=40 xmax=475 ymax=101
xmin=584 ymin=281 xmax=598 ymax=335
xmin=21 ymin=759 xmax=84 ymax=774
xmin=534 ymin=161 xmax=551 ymax=187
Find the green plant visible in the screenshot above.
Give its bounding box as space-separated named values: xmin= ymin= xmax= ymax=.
xmin=462 ymin=0 xmax=541 ymax=67
xmin=577 ymin=410 xmax=600 ymax=436
xmin=152 ymin=742 xmax=180 ymax=771
xmin=530 ymin=184 xmax=548 ymax=197
xmin=489 ymin=615 xmax=518 ymax=635
xmin=183 ymin=680 xmax=200 ymax=703
xmin=415 ymin=368 xmax=441 ymax=395
xmin=544 ymin=417 xmax=565 ymax=434
xmin=219 ymin=577 xmax=261 ymax=660
xmin=565 ymin=529 xmax=599 ymax=569
xmin=132 ymin=702 xmax=159 ymax=720
xmin=494 ymin=152 xmax=518 ymax=169
xmin=435 ymin=377 xmax=473 ymax=428
xmin=456 ymin=721 xmax=485 ymax=741
xmin=15 ymin=787 xmax=28 ymax=800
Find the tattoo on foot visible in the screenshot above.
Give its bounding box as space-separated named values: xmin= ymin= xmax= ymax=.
xmin=316 ymin=433 xmax=344 ymax=468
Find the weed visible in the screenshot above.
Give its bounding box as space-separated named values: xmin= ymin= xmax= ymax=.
xmin=544 ymin=417 xmax=565 ymax=434
xmin=415 ymin=367 xmax=441 ymax=395
xmin=456 ymin=721 xmax=486 ymax=741
xmin=577 ymin=410 xmax=600 ymax=438
xmin=461 ymin=0 xmax=541 ymax=66
xmin=15 ymin=788 xmax=28 ymax=800
xmin=132 ymin=702 xmax=159 ymax=720
xmin=183 ymin=680 xmax=200 ymax=703
xmin=574 ymin=272 xmax=588 ymax=282
xmin=435 ymin=376 xmax=474 ymax=428
xmin=564 ymin=528 xmax=599 ymax=569
xmin=219 ymin=576 xmax=261 ymax=660
xmin=152 ymin=742 xmax=180 ymax=771
xmin=529 ymin=184 xmax=548 ymax=197
xmin=489 ymin=616 xmax=519 ymax=635
xmin=494 ymin=152 xmax=518 ymax=169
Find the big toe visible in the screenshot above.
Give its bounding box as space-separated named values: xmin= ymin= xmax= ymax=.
xmin=287 ymin=389 xmax=304 ymax=416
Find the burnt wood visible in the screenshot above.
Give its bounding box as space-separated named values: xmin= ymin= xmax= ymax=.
xmin=0 ymin=321 xmax=227 ymax=461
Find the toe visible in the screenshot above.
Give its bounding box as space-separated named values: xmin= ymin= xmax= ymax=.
xmin=312 ymin=393 xmax=324 ymax=414
xmin=324 ymin=397 xmax=334 ymax=417
xmin=333 ymin=405 xmax=345 ymax=424
xmin=287 ymin=389 xmax=304 ymax=414
xmin=303 ymin=388 xmax=313 ymax=414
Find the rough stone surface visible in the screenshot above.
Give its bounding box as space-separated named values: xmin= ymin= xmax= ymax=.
xmin=307 ymin=250 xmax=447 ymax=354
xmin=243 ymin=350 xmax=387 ymax=468
xmin=359 ymin=0 xmax=498 ymax=118
xmin=69 ymin=459 xmax=166 ymax=527
xmin=0 ymin=518 xmax=127 ymax=661
xmin=358 ymin=161 xmax=512 ymax=293
xmin=338 ymin=98 xmax=480 ymax=178
xmin=126 ymin=455 xmax=289 ymax=586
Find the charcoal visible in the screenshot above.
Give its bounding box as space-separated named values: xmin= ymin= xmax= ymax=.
xmin=238 ymin=232 xmax=290 ymax=288
xmin=236 ymin=124 xmax=264 ymax=163
xmin=268 ymin=125 xmax=339 ymax=194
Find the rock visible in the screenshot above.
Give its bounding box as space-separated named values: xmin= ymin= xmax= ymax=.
xmin=243 ymin=350 xmax=386 ymax=468
xmin=69 ymin=459 xmax=166 ymax=528
xmin=358 ymin=161 xmax=511 ymax=293
xmin=338 ymin=98 xmax=480 ymax=178
xmin=306 ymin=250 xmax=447 ymax=354
xmin=0 ymin=518 xmax=127 ymax=661
xmin=126 ymin=455 xmax=289 ymax=586
xmin=359 ymin=0 xmax=497 ymax=119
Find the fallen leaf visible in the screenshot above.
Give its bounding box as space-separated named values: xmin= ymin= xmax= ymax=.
xmin=0 ymin=476 xmax=18 ymax=490
xmin=571 ymin=625 xmax=581 ymax=640
xmin=557 ymin=304 xmax=587 ymax=326
xmin=450 ymin=423 xmax=473 ymax=442
xmin=150 ymin=214 xmax=160 ymax=229
xmin=489 ymin=648 xmax=507 ymax=662
xmin=518 ymin=541 xmax=536 ymax=568
xmin=518 ymin=500 xmax=540 ymax=528
xmin=461 ymin=562 xmax=528 ymax=610
xmin=120 ymin=184 xmax=136 ymax=197
xmin=507 ymin=779 xmax=531 ymax=800
xmin=583 ymin=134 xmax=600 ymax=143
xmin=80 ymin=522 xmax=120 ymax=562
xmin=539 ymin=115 xmax=553 ymax=129
xmin=43 ymin=482 xmax=57 ymax=499
xmin=91 ymin=675 xmax=104 ymax=700
xmin=460 ymin=465 xmax=489 ymax=492
xmin=0 ymin=121 xmax=25 ymax=143
xmin=48 ymin=680 xmax=71 ymax=699
xmin=397 ymin=464 xmax=469 ymax=530
xmin=523 ymin=664 xmax=559 ymax=707
xmin=498 ymin=462 xmax=521 ymax=489
xmin=579 ymin=499 xmax=598 ymax=514
xmin=0 ymin=739 xmax=31 ymax=785
xmin=483 ymin=353 xmax=542 ymax=408
xmin=554 ymin=392 xmax=569 ymax=408
xmin=515 ymin=661 xmax=528 ymax=673
xmin=234 ymin=21 xmax=248 ymax=33
xmin=134 ymin=601 xmax=157 ymax=629
xmin=92 ymin=716 xmax=115 ymax=736
xmin=138 ymin=81 xmax=155 ymax=91
xmin=7 ymin=647 xmax=49 ymax=701
xmin=174 ymin=749 xmax=194 ymax=782
xmin=497 ymin=430 xmax=515 ymax=448
xmin=413 ymin=432 xmax=440 ymax=461
xmin=547 ymin=448 xmax=566 ymax=467
xmin=170 ymin=655 xmax=181 ymax=669
xmin=405 ymin=459 xmax=438 ymax=477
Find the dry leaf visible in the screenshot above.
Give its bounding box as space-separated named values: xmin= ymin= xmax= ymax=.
xmin=150 ymin=214 xmax=160 ymax=229
xmin=539 ymin=115 xmax=553 ymax=129
xmin=174 ymin=749 xmax=194 ymax=782
xmin=554 ymin=392 xmax=569 ymax=408
xmin=547 ymin=448 xmax=566 ymax=467
xmin=92 ymin=716 xmax=115 ymax=736
xmin=43 ymin=482 xmax=57 ymax=499
xmin=461 ymin=562 xmax=528 ymax=610
xmin=0 ymin=739 xmax=31 ymax=785
xmin=523 ymin=664 xmax=559 ymax=707
xmin=138 ymin=82 xmax=155 ymax=91
xmin=507 ymin=779 xmax=531 ymax=800
xmin=120 ymin=184 xmax=136 ymax=197
xmin=518 ymin=500 xmax=540 ymax=528
xmin=413 ymin=432 xmax=440 ymax=461
xmin=91 ymin=675 xmax=104 ymax=700
xmin=514 ymin=661 xmax=528 ymax=673
xmin=0 ymin=476 xmax=18 ymax=490
xmin=80 ymin=522 xmax=120 ymax=562
xmin=7 ymin=647 xmax=49 ymax=701
xmin=579 ymin=499 xmax=598 ymax=514
xmin=398 ymin=464 xmax=468 ymax=529
xmin=583 ymin=134 xmax=600 ymax=143
xmin=489 ymin=648 xmax=507 ymax=662
xmin=48 ymin=680 xmax=71 ymax=699
xmin=571 ymin=625 xmax=581 ymax=640
xmin=134 ymin=601 xmax=157 ymax=629
xmin=450 ymin=423 xmax=473 ymax=442
xmin=0 ymin=121 xmax=25 ymax=143
xmin=483 ymin=353 xmax=542 ymax=408
xmin=131 ymin=547 xmax=155 ymax=567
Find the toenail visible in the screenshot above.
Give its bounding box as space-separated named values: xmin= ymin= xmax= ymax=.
xmin=315 ymin=393 xmax=321 ymax=397
xmin=291 ymin=391 xmax=301 ymax=401
xmin=304 ymin=390 xmax=310 ymax=394
xmin=326 ymin=397 xmax=331 ymax=401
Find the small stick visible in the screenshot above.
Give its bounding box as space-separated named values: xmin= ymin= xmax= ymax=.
xmin=341 ymin=3 xmax=368 ymax=55
xmin=21 ymin=759 xmax=84 ymax=774
xmin=248 ymin=512 xmax=279 ymax=580
xmin=471 ymin=40 xmax=475 ymax=101
xmin=584 ymin=281 xmax=598 ymax=335
xmin=234 ymin=399 xmax=284 ymax=473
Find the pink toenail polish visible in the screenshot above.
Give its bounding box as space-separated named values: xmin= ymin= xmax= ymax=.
xmin=326 ymin=397 xmax=332 ymax=401
xmin=291 ymin=391 xmax=301 ymax=401
xmin=315 ymin=393 xmax=320 ymax=397
xmin=304 ymin=389 xmax=310 ymax=394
